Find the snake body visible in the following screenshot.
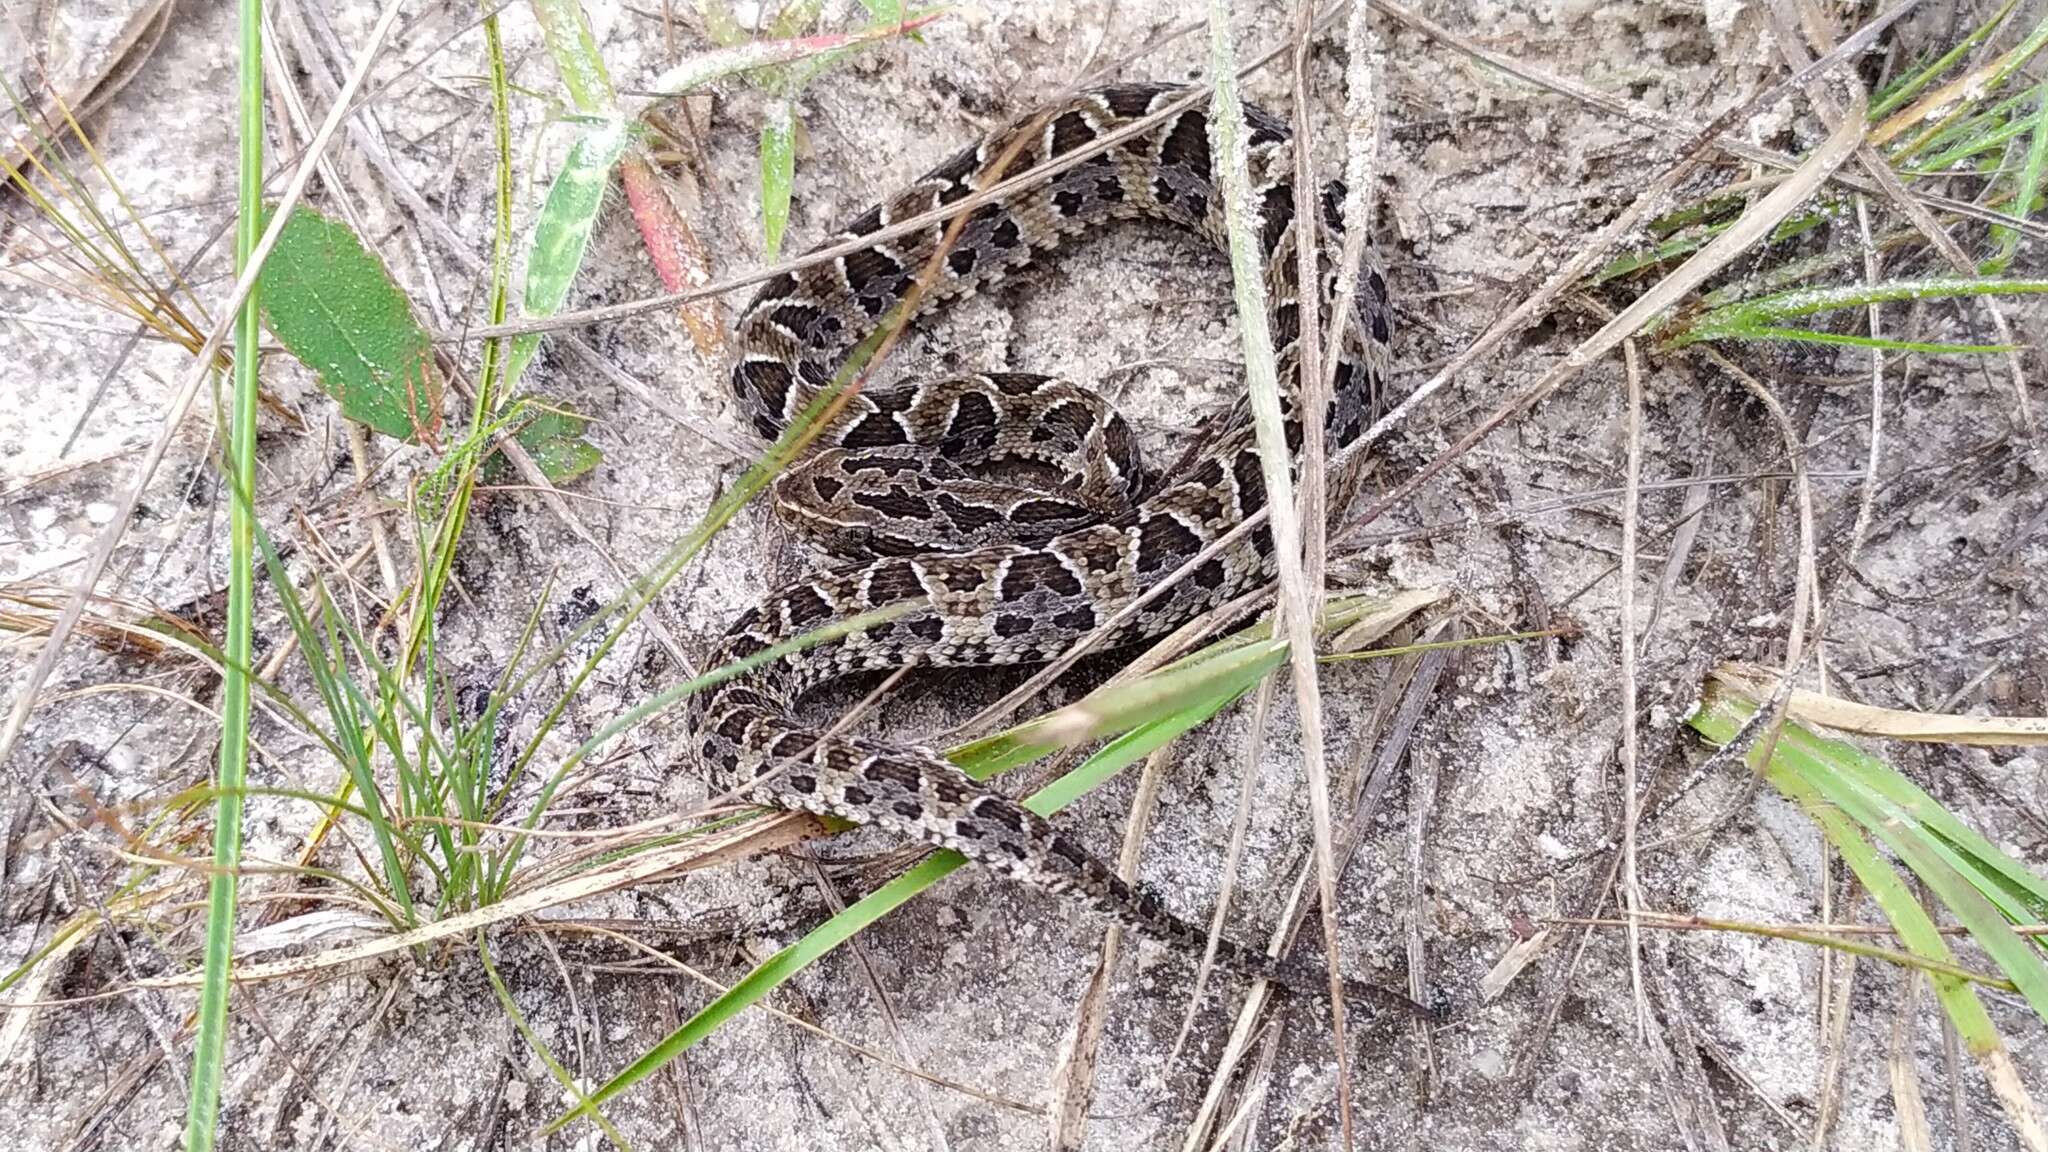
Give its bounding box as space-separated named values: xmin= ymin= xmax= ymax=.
xmin=691 ymin=83 xmax=1395 ymax=992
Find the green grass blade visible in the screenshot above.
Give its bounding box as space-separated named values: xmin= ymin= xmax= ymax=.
xmin=1987 ymin=79 xmax=2048 ymax=273
xmin=1716 ymin=326 xmax=2019 ymax=355
xmin=183 ymin=0 xmax=264 ymax=1140
xmin=478 ymin=931 xmax=632 ymax=1150
xmin=1870 ymin=0 xmax=2019 ymax=120
xmin=1766 ymin=716 xmax=2048 ymax=929
xmin=1766 ymin=762 xmax=2011 ymax=1047
xmin=1667 ymin=277 xmax=2048 ymax=347
xmin=528 ymin=0 xmax=615 ymax=113
xmin=247 ymin=520 xmax=421 ymax=917
xmin=759 ymin=99 xmax=796 ymax=260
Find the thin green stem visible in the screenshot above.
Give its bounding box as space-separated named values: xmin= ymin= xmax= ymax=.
xmin=184 ymin=0 xmax=263 ymax=1142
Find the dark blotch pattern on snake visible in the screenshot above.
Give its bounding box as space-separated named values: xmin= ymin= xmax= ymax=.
xmin=690 ymin=83 xmax=1400 ymax=999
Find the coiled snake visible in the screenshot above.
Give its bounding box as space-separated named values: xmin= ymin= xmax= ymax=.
xmin=690 ymin=83 xmax=1397 ymax=996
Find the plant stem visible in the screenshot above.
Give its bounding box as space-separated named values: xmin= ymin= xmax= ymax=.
xmin=184 ymin=0 xmax=263 ymax=1142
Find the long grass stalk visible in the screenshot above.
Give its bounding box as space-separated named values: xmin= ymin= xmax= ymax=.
xmin=1205 ymin=6 xmax=1355 ymax=1143
xmin=182 ymin=0 xmax=264 ymax=1142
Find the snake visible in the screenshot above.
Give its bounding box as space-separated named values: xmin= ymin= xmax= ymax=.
xmin=688 ymin=83 xmax=1398 ymax=998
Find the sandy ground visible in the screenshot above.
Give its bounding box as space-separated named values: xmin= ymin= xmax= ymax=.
xmin=4 ymin=0 xmax=2046 ymax=1148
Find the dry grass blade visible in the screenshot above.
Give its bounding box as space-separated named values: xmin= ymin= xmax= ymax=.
xmin=123 ymin=813 xmax=824 ymax=990
xmin=1892 ymin=974 xmax=1934 ymax=1152
xmin=1205 ymin=8 xmax=1354 ymax=1144
xmin=1618 ymin=335 xmax=1650 ymax=1040
xmin=1 ymin=0 xmax=173 ymax=168
xmin=1712 ymin=663 xmax=2048 ymax=744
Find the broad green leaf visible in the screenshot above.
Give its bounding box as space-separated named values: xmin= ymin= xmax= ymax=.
xmin=256 ymin=205 xmax=442 ymax=443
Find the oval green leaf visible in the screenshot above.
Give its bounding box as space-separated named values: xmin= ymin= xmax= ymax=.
xmin=256 ymin=204 xmax=443 ymax=443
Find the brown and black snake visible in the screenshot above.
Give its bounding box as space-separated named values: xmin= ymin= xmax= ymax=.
xmin=688 ymin=82 xmax=1402 ymax=1001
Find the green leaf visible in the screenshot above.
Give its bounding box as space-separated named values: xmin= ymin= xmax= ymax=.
xmin=513 ymin=406 xmax=604 ymax=484
xmin=503 ymin=118 xmax=640 ymax=392
xmin=256 ymin=204 xmax=443 ymax=443
xmin=529 ymin=0 xmax=616 ymax=114
xmin=759 ymin=100 xmax=796 ymax=260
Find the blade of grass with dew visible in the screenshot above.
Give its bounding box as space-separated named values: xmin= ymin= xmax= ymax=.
xmin=950 ymin=589 xmax=1424 ymax=776
xmin=1713 ymin=327 xmax=2019 ymax=355
xmin=1663 ymin=277 xmax=2048 ymax=348
xmin=950 ymin=638 xmax=1288 ymax=778
xmin=184 ymin=0 xmax=262 ymax=1139
xmin=254 ymin=204 xmax=443 ymax=442
xmin=1693 ymin=228 xmax=1917 ymax=310
xmin=413 ymin=0 xmax=513 ymax=666
xmin=546 ymin=637 xmax=1282 ymax=1132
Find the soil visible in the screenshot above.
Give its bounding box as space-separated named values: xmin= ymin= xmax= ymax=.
xmin=3 ymin=0 xmax=2045 ymax=1149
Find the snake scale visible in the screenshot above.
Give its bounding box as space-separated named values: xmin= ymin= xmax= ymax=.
xmin=689 ymin=83 xmax=1399 ymax=999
